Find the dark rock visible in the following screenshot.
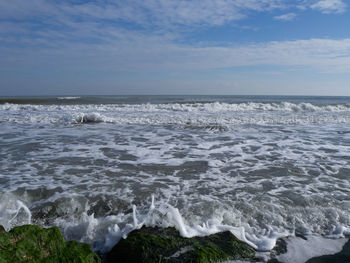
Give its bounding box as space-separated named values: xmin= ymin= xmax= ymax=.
xmin=306 ymin=239 xmax=350 ymax=263
xmin=105 ymin=226 xmax=256 ymax=263
xmin=267 ymin=237 xmax=288 ymax=263
xmin=268 ymin=236 xmax=350 ymax=263
xmin=295 ymin=232 xmax=307 ymax=240
xmin=0 ymin=224 xmax=101 ymax=263
xmin=272 ymin=238 xmax=288 ymax=255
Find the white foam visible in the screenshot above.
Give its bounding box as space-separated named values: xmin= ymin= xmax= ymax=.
xmin=0 ymin=192 xmax=349 ymax=262
xmin=74 ymin=112 xmax=107 ymax=123
xmin=50 ymin=198 xmax=350 ymax=258
xmin=0 ymin=197 xmax=32 ymax=230
xmin=8 ymin=200 xmax=32 ymax=225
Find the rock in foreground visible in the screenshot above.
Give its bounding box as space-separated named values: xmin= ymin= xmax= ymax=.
xmin=0 ymin=225 xmax=100 ymax=263
xmin=106 ymin=226 xmax=256 ymax=263
xmin=306 ymin=239 xmax=350 ymax=263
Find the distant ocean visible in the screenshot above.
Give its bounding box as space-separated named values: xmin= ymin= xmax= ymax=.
xmin=1 ymin=95 xmax=349 ymax=262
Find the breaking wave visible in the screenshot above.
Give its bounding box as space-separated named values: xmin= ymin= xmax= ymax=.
xmin=1 ymin=102 xmax=350 ymax=126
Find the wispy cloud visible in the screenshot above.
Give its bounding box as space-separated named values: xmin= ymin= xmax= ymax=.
xmin=0 ymin=0 xmax=286 ymax=29
xmin=0 ymin=0 xmax=349 ymax=77
xmin=0 ymin=0 xmax=346 ymax=41
xmin=2 ymin=0 xmax=345 ymax=31
xmin=2 ymin=27 xmax=350 ymax=74
xmin=274 ymin=12 xmax=297 ymax=21
xmin=310 ymin=0 xmax=347 ymax=14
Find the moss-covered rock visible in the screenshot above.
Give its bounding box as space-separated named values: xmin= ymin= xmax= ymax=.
xmin=106 ymin=227 xmax=256 ymax=263
xmin=0 ymin=224 xmax=101 ymax=263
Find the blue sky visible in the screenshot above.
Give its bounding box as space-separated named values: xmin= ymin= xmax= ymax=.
xmin=0 ymin=0 xmax=350 ymax=96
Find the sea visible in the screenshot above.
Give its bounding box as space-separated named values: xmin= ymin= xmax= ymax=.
xmin=0 ymin=95 xmax=349 ymax=262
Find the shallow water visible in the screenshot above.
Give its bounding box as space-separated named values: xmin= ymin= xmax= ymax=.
xmin=0 ymin=95 xmax=349 ymax=260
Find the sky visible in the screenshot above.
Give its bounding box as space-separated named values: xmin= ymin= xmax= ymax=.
xmin=0 ymin=0 xmax=350 ymax=96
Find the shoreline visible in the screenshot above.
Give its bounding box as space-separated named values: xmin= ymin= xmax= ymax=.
xmin=1 ymin=224 xmax=349 ymax=263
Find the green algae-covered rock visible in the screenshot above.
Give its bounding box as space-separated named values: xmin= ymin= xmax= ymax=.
xmin=106 ymin=227 xmax=255 ymax=263
xmin=0 ymin=225 xmax=100 ymax=263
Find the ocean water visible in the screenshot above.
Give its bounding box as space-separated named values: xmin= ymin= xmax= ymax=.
xmin=0 ymin=95 xmax=350 ymax=262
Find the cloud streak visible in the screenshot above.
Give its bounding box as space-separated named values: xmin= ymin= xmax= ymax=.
xmin=0 ymin=0 xmax=346 ymax=29
xmin=310 ymin=0 xmax=347 ymax=14
xmin=0 ymin=0 xmax=282 ymax=28
xmin=2 ymin=27 xmax=350 ymax=74
xmin=274 ymin=12 xmax=297 ymax=21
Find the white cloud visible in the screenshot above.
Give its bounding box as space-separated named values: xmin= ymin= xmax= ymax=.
xmin=0 ymin=0 xmax=346 ymax=35
xmin=1 ymin=0 xmax=350 ymax=76
xmin=0 ymin=0 xmax=292 ymax=29
xmin=274 ymin=12 xmax=297 ymax=21
xmin=2 ymin=26 xmax=350 ymax=74
xmin=310 ymin=0 xmax=347 ymax=14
